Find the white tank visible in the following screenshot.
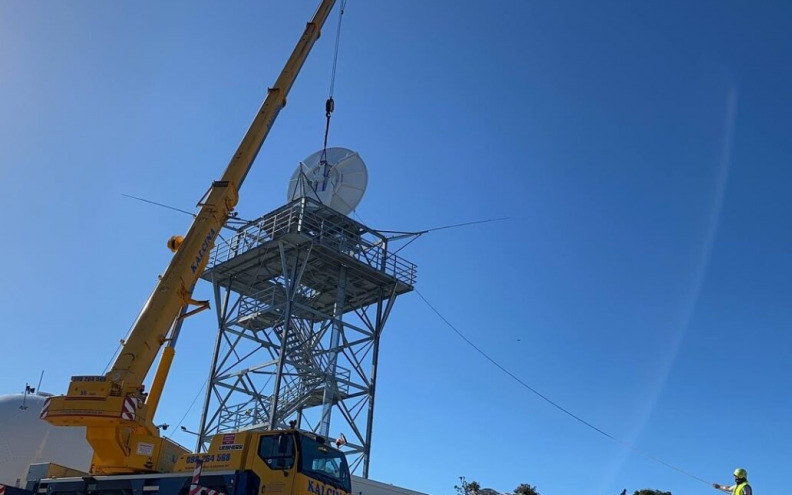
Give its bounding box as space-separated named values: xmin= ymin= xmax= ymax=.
xmin=0 ymin=394 xmax=92 ymax=486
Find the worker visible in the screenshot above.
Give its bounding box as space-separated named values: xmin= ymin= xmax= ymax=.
xmin=713 ymin=468 xmax=752 ymax=495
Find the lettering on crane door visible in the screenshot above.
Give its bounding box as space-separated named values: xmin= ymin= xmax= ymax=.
xmin=306 ymin=480 xmax=347 ymax=495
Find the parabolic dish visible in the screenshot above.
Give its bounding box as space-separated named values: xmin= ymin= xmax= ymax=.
xmin=287 ymin=147 xmax=368 ymax=215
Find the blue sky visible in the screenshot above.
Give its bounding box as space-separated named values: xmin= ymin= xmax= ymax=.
xmin=2 ymin=1 xmax=791 ymax=494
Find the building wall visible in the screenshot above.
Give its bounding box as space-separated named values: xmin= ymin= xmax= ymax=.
xmin=0 ymin=394 xmax=92 ymax=487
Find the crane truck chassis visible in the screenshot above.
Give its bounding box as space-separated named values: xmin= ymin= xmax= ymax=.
xmin=22 ymin=429 xmax=351 ymax=495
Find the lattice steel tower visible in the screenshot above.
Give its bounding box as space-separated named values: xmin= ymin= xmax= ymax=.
xmin=196 ymin=197 xmax=416 ymax=476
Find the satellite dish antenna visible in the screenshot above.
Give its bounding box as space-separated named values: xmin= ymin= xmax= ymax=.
xmin=287 ymin=147 xmax=368 ymax=215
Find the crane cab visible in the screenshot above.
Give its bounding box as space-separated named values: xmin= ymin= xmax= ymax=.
xmin=174 ymin=430 xmax=351 ymax=495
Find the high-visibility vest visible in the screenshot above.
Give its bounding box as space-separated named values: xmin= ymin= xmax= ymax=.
xmin=733 ymin=482 xmax=750 ymax=495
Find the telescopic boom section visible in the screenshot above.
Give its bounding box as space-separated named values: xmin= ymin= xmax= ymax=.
xmin=112 ymin=0 xmax=336 ymax=394
xmin=42 ymin=0 xmax=337 ymax=475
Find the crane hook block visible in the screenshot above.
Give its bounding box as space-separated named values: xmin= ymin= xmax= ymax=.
xmin=167 ymin=235 xmax=184 ymax=253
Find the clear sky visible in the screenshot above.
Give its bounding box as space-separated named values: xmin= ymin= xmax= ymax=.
xmin=1 ymin=1 xmax=791 ymax=494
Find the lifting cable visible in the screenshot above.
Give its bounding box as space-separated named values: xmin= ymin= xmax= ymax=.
xmin=415 ymin=289 xmax=712 ymax=487
xmin=319 ymin=0 xmax=348 ymax=186
xmin=165 ymin=378 xmax=208 ymax=439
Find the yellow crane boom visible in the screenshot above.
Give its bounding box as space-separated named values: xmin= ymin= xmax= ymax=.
xmin=42 ymin=0 xmax=337 ymax=475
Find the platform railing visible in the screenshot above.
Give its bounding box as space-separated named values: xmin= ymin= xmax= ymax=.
xmin=207 ymin=198 xmax=417 ymax=286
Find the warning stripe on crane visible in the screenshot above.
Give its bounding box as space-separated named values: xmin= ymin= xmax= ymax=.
xmin=121 ymin=397 xmax=136 ymax=421
xmin=40 ymin=398 xmax=51 ymax=419
xmin=188 ymin=460 xmax=225 ymax=495
xmin=0 ymin=483 xmax=7 ymax=495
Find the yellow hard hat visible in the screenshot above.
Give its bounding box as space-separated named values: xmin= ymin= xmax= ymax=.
xmin=733 ymin=468 xmax=747 ymax=478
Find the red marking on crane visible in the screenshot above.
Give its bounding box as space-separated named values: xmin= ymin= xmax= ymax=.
xmin=40 ymin=398 xmax=51 ymax=419
xmin=189 ymin=460 xmax=225 ymax=495
xmin=121 ymin=397 xmax=136 ymax=420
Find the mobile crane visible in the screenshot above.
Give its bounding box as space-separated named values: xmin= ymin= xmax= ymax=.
xmin=24 ymin=1 xmax=353 ymax=495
